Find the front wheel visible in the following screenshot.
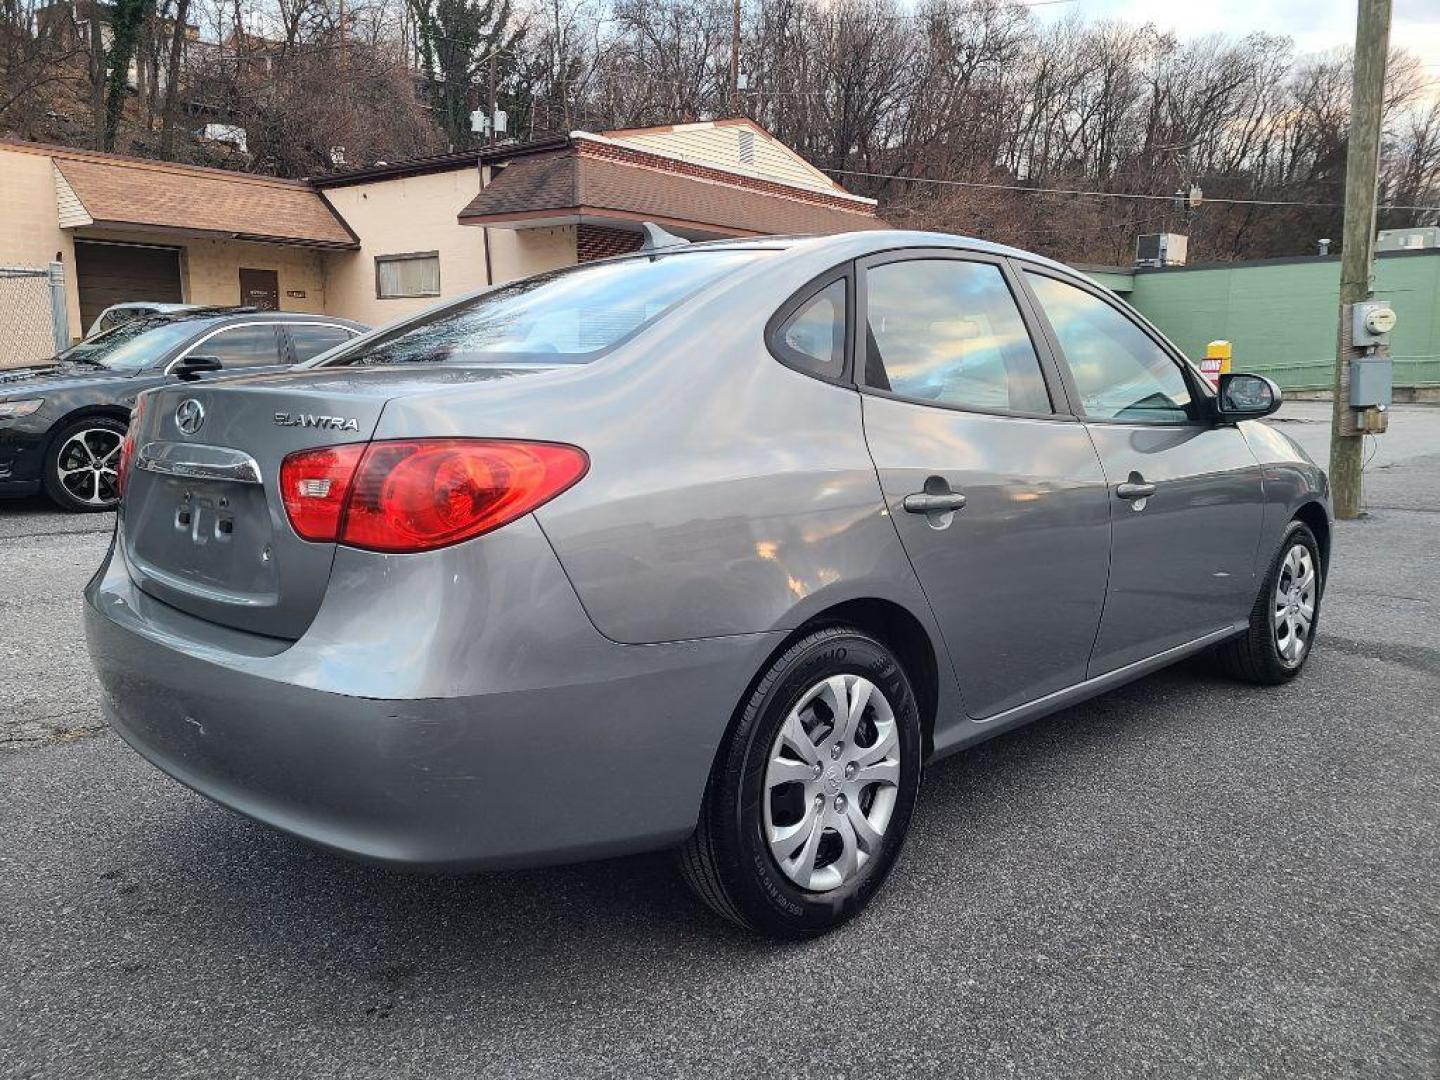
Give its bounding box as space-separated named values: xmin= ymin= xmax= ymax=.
xmin=678 ymin=626 xmax=923 ymax=938
xmin=42 ymin=416 xmax=127 ymax=513
xmin=1216 ymin=520 xmax=1323 ymax=684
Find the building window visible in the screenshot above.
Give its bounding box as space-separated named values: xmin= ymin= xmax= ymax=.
xmin=375 ymin=252 xmax=440 ymax=299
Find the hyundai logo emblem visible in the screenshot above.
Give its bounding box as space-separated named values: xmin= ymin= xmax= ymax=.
xmin=175 ymin=398 xmax=205 ymax=436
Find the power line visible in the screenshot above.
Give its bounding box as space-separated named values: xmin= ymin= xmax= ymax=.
xmin=819 ymin=167 xmax=1440 ymax=212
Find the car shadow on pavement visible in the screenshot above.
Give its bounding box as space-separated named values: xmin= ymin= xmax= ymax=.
xmin=0 ymin=493 xmax=113 ymax=534
xmin=95 ymin=654 xmax=1247 ymax=995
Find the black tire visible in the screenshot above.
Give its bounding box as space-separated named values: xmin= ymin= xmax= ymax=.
xmin=1216 ymin=520 xmax=1323 ymax=685
xmin=678 ymin=625 xmax=923 ymax=938
xmin=42 ymin=415 xmax=127 ymax=513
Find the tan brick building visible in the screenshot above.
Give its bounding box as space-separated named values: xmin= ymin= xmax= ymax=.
xmin=0 ymin=119 xmax=881 ymax=363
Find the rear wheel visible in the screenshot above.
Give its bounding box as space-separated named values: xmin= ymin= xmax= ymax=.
xmin=678 ymin=626 xmax=922 ymax=938
xmin=43 ymin=416 xmax=126 ymax=513
xmin=1216 ymin=520 xmax=1322 ymax=684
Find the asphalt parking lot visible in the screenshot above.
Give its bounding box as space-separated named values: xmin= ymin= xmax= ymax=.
xmin=2 ymin=402 xmax=1436 ymax=1079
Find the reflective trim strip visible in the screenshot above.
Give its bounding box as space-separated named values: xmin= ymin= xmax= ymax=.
xmin=135 ymin=441 xmax=262 ymax=485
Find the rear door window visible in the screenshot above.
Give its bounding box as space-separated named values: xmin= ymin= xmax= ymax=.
xmin=1023 ymin=272 xmax=1193 ymax=423
xmin=191 ymin=324 xmax=285 ymax=369
xmin=287 ymin=324 xmax=357 ymax=363
xmin=863 ymin=259 xmax=1052 ymax=414
xmin=771 ymin=279 xmax=846 ymax=380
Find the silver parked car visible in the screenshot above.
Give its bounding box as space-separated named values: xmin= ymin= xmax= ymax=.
xmin=86 ymin=302 xmax=201 ymax=339
xmin=85 ymin=231 xmax=1330 ymax=938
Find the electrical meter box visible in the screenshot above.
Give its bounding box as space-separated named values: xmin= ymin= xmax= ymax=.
xmin=1350 ymin=356 xmax=1393 ymax=408
xmin=1352 ymin=300 xmax=1396 ymax=346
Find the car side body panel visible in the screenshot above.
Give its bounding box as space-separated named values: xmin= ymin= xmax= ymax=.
xmin=862 ymin=397 xmax=1113 ymax=719
xmin=1239 ymin=418 xmax=1333 ymax=569
xmin=1082 ymin=422 xmax=1266 ymax=675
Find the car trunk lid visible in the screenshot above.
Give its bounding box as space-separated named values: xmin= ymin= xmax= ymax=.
xmin=120 ymin=365 xmax=550 ymax=639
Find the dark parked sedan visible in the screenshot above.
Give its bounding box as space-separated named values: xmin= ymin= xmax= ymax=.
xmin=86 ymin=231 xmax=1330 ymax=937
xmin=0 ymin=308 xmax=367 ymax=511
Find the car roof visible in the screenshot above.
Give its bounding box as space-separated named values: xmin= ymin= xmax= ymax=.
xmin=101 ymin=301 xmax=198 ymax=312
xmin=142 ymin=307 xmax=365 ymax=328
xmin=680 ymin=230 xmax=1080 ymax=277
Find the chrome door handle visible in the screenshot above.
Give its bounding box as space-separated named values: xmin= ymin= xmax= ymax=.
xmin=903 ymin=492 xmax=968 ymax=514
xmin=1115 ymin=481 xmax=1156 ymax=500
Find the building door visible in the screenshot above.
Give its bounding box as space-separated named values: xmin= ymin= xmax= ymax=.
xmin=239 ymin=268 xmax=280 ymax=310
xmin=74 ymin=241 xmax=183 ymax=332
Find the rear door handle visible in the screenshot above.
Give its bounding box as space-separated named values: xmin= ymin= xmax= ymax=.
xmin=1115 ymin=481 xmax=1157 ymax=500
xmin=903 ymin=493 xmax=968 ymax=514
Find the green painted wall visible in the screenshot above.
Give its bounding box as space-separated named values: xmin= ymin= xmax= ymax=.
xmin=1077 ymin=268 xmax=1134 ymax=295
xmin=1123 ymin=252 xmax=1440 ymax=390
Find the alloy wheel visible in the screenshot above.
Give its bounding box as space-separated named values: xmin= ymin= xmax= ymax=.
xmin=55 ymin=427 xmax=123 ymax=508
xmin=763 ymin=673 xmax=901 ymax=893
xmin=1272 ymin=542 xmax=1316 ymax=665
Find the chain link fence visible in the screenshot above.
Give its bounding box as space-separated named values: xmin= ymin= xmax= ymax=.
xmin=0 ymin=264 xmax=69 ymax=368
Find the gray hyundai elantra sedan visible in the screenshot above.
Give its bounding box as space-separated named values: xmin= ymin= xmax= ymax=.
xmin=85 ymin=230 xmax=1330 ymax=938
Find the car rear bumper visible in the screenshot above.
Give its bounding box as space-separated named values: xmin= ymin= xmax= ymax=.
xmin=84 ymin=520 xmax=780 ymax=870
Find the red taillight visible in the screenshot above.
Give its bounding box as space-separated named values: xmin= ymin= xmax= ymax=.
xmin=279 ymin=439 xmax=588 ymax=553
xmin=279 ymin=443 xmax=367 ymax=542
xmin=116 ymin=395 xmax=145 ymax=498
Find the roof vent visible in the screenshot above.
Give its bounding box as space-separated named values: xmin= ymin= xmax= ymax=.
xmin=737 ymin=128 xmax=755 ymax=165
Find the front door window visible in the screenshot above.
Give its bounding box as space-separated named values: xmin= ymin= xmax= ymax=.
xmin=192 ymin=324 xmax=284 ymax=368
xmin=1024 ymin=271 xmax=1192 ymax=423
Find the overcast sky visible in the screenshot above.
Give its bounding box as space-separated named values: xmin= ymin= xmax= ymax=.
xmin=1033 ymin=0 xmax=1440 ymax=70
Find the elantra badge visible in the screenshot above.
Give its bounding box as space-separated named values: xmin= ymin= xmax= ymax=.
xmin=273 ymin=412 xmax=360 ymax=432
xmin=175 ymin=398 xmax=205 ymax=435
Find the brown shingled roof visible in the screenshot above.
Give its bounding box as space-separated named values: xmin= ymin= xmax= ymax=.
xmin=46 ymin=148 xmax=357 ymax=248
xmin=457 ymin=147 xmax=883 ymax=236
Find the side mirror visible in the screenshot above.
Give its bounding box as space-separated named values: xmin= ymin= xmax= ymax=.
xmin=174 ymin=354 xmax=223 ymax=381
xmin=1215 ymin=372 xmax=1282 ymax=421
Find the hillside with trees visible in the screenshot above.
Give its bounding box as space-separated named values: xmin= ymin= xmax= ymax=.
xmin=3 ymin=0 xmax=1437 ymax=264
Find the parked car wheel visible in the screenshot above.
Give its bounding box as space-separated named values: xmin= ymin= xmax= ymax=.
xmin=1216 ymin=520 xmax=1323 ymax=684
xmin=679 ymin=626 xmax=923 ymax=938
xmin=43 ymin=416 xmax=127 ymax=513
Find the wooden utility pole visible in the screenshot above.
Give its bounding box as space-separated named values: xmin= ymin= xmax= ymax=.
xmin=730 ymin=0 xmax=741 ymax=116
xmin=1329 ymin=0 xmax=1390 ymax=519
xmin=488 ymin=50 xmax=498 ymax=147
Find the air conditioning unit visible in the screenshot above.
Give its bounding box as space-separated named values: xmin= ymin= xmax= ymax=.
xmin=1135 ymin=233 xmax=1188 ymax=268
xmin=1376 ymin=227 xmax=1440 ymax=252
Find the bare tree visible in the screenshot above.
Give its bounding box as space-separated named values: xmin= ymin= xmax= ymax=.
xmin=7 ymin=0 xmax=1439 ymax=261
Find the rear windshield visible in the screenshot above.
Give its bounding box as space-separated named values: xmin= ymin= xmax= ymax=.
xmin=321 ymin=250 xmax=767 ymax=367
